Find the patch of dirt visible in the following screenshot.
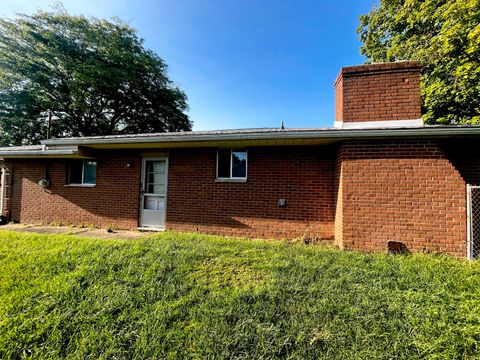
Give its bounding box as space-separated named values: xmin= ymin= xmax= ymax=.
xmin=0 ymin=223 xmax=149 ymax=240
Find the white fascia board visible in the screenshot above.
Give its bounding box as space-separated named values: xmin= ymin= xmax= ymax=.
xmin=335 ymin=119 xmax=423 ymax=129
xmin=0 ymin=150 xmax=76 ymax=158
xmin=0 ymin=146 xmax=81 ymax=158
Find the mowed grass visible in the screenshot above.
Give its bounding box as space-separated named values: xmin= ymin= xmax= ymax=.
xmin=1 ymin=231 xmax=480 ymax=359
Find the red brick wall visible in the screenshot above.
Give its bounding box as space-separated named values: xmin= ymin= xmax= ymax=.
xmin=4 ymin=153 xmax=141 ymax=228
xmin=335 ymin=61 xmax=422 ymax=123
xmin=166 ymin=146 xmax=336 ymax=240
xmin=3 ymin=140 xmax=477 ymax=259
xmin=3 ymin=146 xmax=337 ymax=240
xmin=335 ymin=140 xmax=467 ymax=257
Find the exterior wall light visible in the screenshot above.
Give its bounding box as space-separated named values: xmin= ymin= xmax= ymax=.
xmin=38 ymin=179 xmax=50 ymax=189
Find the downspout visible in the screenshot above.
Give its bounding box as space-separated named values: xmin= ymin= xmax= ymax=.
xmin=0 ymin=166 xmax=5 ymax=216
xmin=42 ymin=145 xmax=50 ymax=190
xmin=6 ymin=161 xmax=14 ymax=220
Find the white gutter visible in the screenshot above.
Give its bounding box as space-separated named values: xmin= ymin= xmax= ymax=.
xmin=0 ymin=149 xmax=79 ymax=158
xmin=40 ymin=126 xmax=480 ymax=147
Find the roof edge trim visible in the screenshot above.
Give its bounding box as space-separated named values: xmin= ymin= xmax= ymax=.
xmin=40 ymin=126 xmax=480 ymax=147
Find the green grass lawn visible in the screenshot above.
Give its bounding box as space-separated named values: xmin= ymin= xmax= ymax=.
xmin=1 ymin=230 xmax=480 ymax=359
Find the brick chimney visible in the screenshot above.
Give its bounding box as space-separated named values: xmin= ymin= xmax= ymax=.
xmin=334 ymin=61 xmax=422 ymax=129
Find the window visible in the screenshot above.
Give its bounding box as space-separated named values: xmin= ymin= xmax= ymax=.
xmin=67 ymin=160 xmax=97 ymax=185
xmin=144 ymin=160 xmax=166 ymax=195
xmin=216 ymin=149 xmax=247 ymax=179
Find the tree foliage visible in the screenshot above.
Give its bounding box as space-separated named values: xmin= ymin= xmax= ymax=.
xmin=358 ymin=0 xmax=480 ymax=124
xmin=0 ymin=7 xmax=191 ymax=146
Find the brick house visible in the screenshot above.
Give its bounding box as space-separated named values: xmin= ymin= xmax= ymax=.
xmin=1 ymin=61 xmax=479 ymax=258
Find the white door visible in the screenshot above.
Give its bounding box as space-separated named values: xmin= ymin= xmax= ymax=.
xmin=140 ymin=157 xmax=168 ymax=229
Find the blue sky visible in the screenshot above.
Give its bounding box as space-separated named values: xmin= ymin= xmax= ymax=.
xmin=0 ymin=0 xmax=378 ymax=130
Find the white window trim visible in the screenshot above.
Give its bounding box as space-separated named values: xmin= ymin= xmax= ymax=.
xmin=215 ymin=178 xmax=247 ymax=183
xmin=216 ymin=149 xmax=248 ymax=181
xmin=66 ymin=160 xmax=97 ymax=186
xmin=64 ymin=184 xmax=96 ymax=188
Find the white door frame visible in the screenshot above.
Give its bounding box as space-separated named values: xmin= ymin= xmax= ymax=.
xmin=139 ymin=156 xmax=168 ymax=230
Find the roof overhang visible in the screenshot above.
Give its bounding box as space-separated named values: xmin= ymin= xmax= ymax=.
xmin=39 ymin=126 xmax=480 ymax=150
xmin=2 ymin=125 xmax=480 ymax=158
xmin=0 ymin=145 xmax=95 ymax=159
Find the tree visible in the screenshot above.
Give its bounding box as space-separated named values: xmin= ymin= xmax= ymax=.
xmin=0 ymin=6 xmax=191 ymax=146
xmin=357 ymin=0 xmax=480 ymax=124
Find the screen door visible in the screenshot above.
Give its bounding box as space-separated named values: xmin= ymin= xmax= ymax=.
xmin=140 ymin=158 xmax=167 ymax=229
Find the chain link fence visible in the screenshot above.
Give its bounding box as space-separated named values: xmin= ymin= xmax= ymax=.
xmin=467 ymin=185 xmax=480 ymax=260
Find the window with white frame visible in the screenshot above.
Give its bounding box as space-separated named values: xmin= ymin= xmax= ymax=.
xmin=67 ymin=160 xmax=97 ymax=185
xmin=216 ymin=149 xmax=247 ymax=179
